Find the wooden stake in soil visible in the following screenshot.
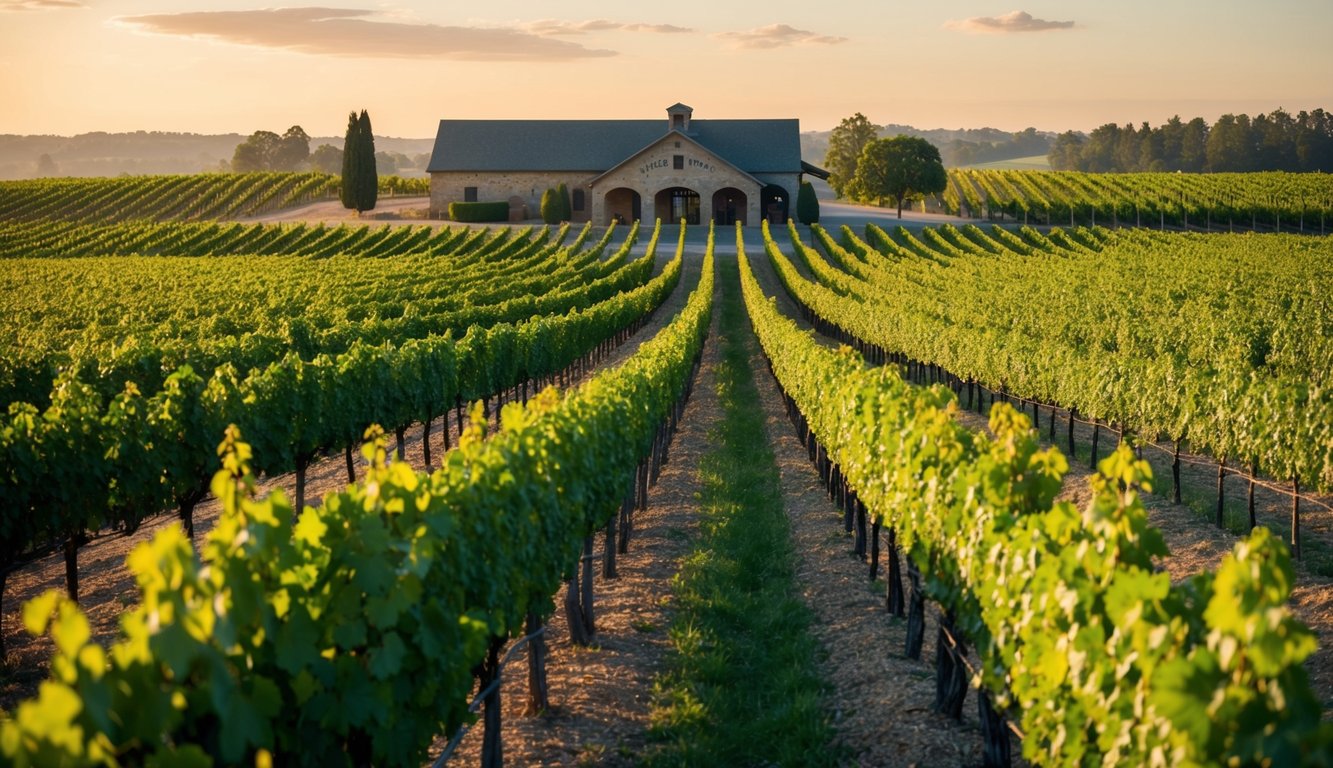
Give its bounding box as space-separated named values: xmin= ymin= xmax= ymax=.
xmin=1248 ymin=461 xmax=1257 ymax=530
xmin=564 ymin=575 xmax=589 ymax=646
xmin=1089 ymin=420 xmax=1100 ymax=470
xmin=1067 ymin=407 xmax=1077 ymax=458
xmin=580 ymin=535 xmax=595 ymax=636
xmin=854 ymin=496 xmax=867 ymax=560
xmin=480 ymin=636 xmax=505 ymax=768
xmin=1172 ymin=440 xmax=1182 ymax=505
xmin=63 ymin=535 xmax=80 ymax=603
xmin=1215 ymin=456 xmax=1226 ymax=528
xmin=421 ymin=417 xmax=432 ymax=468
xmin=1293 ymin=477 xmax=1302 ymax=560
xmin=869 ymin=519 xmax=881 ymax=580
xmin=979 ymin=691 xmax=1014 ymax=768
xmin=887 ymin=527 xmax=905 ymax=617
xmin=904 ymin=559 xmax=926 ymax=660
xmin=523 ymin=610 xmax=550 ymax=716
xmin=345 ymin=443 xmax=356 ymax=483
xmin=933 ymin=615 xmax=968 ymax=720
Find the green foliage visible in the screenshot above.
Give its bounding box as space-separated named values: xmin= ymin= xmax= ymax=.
xmin=540 ymin=188 xmax=561 ymax=224
xmin=309 ymin=144 xmax=342 ymax=175
xmin=1 ymin=219 xmax=710 ymax=766
xmin=796 ymin=180 xmax=819 ymax=224
xmin=449 ymin=201 xmax=510 ymax=223
xmin=232 ymin=127 xmax=310 ymax=174
xmin=941 ymin=167 xmax=1333 ymax=229
xmin=849 ymin=135 xmax=947 ymax=218
xmin=356 ymin=110 xmax=377 ymax=213
xmin=824 ymin=112 xmax=878 ymax=199
xmin=0 ymin=220 xmax=682 ymax=624
xmin=557 ymin=182 xmax=572 ymax=222
xmin=340 ymin=112 xmax=359 ymax=211
xmin=788 ymin=219 xmax=1333 ymax=492
xmin=1047 ymin=108 xmax=1333 ymax=173
xmin=743 ymin=221 xmax=1333 ymax=765
xmin=0 ymin=172 xmax=339 ymax=224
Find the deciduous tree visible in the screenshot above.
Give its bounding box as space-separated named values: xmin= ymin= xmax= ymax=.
xmin=824 ymin=112 xmax=878 ymax=199
xmin=310 ymin=144 xmax=343 ymax=175
xmin=850 ymin=136 xmax=947 ymax=219
xmin=273 ymin=125 xmax=310 ymax=171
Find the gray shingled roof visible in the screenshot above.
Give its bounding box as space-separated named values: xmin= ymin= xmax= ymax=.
xmin=426 ymin=119 xmax=801 ymax=174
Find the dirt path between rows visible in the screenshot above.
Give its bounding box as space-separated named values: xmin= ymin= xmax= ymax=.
xmin=435 ymin=251 xmax=720 ymax=767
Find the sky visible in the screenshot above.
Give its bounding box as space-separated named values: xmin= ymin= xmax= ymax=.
xmin=1 ymin=0 xmax=1330 ymax=138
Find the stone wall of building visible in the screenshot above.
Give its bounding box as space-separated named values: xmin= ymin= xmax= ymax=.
xmin=589 ymin=134 xmax=762 ymax=226
xmin=430 ymin=171 xmax=598 ymax=222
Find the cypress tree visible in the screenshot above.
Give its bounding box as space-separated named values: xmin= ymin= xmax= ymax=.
xmin=340 ymin=111 xmax=359 ymax=210
xmin=356 ymin=109 xmax=378 ymax=213
xmin=557 ymin=182 xmax=572 ymax=222
xmin=540 ymin=188 xmax=561 ymax=224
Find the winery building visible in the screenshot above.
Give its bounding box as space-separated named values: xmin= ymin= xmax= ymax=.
xmin=427 ymin=103 xmax=823 ymax=226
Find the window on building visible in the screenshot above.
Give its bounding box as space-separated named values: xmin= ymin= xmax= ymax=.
xmin=464 ymin=186 xmax=478 ymax=202
xmin=675 ymin=141 xmax=681 ymax=148
xmin=572 ymin=189 xmax=585 ymax=211
xmin=672 ymin=115 xmax=684 ymax=130
xmin=673 ymin=155 xmax=684 ymax=170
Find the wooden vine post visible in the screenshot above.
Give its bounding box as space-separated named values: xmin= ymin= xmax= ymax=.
xmin=1292 ymin=477 xmax=1302 ymax=561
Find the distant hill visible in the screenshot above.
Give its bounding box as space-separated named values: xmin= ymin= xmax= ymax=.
xmin=800 ymin=124 xmax=1055 ymax=169
xmin=958 ymin=154 xmax=1052 ymax=171
xmin=0 ymin=132 xmax=436 ymax=180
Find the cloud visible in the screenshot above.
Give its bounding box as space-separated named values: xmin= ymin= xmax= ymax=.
xmin=524 ymin=19 xmax=692 ymax=36
xmin=115 ymin=7 xmax=617 ymax=61
xmin=1 ymin=0 xmax=83 ymax=10
xmin=945 ymin=10 xmax=1075 ymax=34
xmin=715 ymin=23 xmax=847 ymax=50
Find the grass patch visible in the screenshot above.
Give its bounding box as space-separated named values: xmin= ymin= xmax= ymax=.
xmin=644 ymin=259 xmax=840 ymax=767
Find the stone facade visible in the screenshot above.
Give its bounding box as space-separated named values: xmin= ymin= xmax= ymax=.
xmin=430 ymin=171 xmax=596 ymax=222
xmin=589 ymin=134 xmax=763 ymax=226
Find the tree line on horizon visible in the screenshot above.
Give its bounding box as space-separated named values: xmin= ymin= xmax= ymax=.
xmin=1049 ymin=107 xmax=1333 ymax=173
xmin=231 ymin=126 xmax=425 ymax=178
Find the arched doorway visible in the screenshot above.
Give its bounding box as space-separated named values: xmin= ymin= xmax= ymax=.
xmin=604 ymin=187 xmax=641 ymax=224
xmin=655 ymin=187 xmax=700 ymax=225
xmin=761 ymin=184 xmax=789 ymax=224
xmin=712 ymin=188 xmax=748 ymax=226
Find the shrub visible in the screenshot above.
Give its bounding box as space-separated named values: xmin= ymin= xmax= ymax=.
xmin=539 ymin=187 xmax=561 ymax=224
xmin=557 ymin=182 xmax=572 ymax=222
xmin=448 ymin=201 xmax=509 ymax=222
xmin=797 ymin=180 xmax=820 ymax=224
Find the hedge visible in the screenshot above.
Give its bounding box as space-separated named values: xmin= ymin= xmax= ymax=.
xmin=448 ymin=201 xmax=510 ymax=222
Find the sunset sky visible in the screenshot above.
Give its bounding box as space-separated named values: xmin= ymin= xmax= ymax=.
xmin=2 ymin=0 xmax=1330 ymax=137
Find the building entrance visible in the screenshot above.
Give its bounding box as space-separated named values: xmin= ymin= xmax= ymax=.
xmin=655 ymin=187 xmax=700 ymax=225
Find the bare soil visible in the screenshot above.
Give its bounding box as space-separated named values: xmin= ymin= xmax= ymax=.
xmin=433 ymin=256 xmax=720 ymax=767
